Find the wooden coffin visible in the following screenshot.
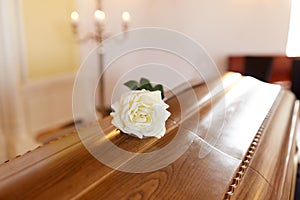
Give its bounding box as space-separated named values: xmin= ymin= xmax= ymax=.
xmin=0 ymin=72 xmax=299 ymax=200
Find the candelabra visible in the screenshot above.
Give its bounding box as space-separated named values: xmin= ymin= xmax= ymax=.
xmin=70 ymin=5 xmax=130 ymax=117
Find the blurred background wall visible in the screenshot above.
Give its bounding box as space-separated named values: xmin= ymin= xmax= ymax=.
xmin=0 ymin=0 xmax=292 ymax=160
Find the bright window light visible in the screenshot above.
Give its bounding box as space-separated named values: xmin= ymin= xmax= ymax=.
xmin=286 ymin=0 xmax=300 ymax=57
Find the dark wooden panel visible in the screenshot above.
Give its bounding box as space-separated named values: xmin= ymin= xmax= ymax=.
xmin=228 ymin=55 xmax=293 ymax=84
xmin=269 ymin=56 xmax=292 ymax=82
xmin=228 ymin=56 xmax=245 ymax=74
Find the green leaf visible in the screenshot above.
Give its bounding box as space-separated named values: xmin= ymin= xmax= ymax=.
xmin=139 ymin=78 xmax=151 ymax=88
xmin=139 ymin=83 xmax=153 ymax=91
xmin=124 ymin=78 xmax=165 ymax=99
xmin=153 ymin=84 xmax=164 ymax=99
xmin=124 ymin=80 xmax=139 ymax=90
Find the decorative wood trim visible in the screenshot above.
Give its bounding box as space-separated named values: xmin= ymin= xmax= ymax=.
xmin=223 ymin=93 xmax=281 ymax=200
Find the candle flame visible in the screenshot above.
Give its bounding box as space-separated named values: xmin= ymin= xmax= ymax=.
xmin=94 ymin=10 xmax=106 ymax=22
xmin=70 ymin=11 xmax=79 ymax=22
xmin=122 ymin=11 xmax=131 ymax=22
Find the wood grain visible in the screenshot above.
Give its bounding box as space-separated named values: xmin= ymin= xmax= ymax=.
xmin=0 ymin=72 xmax=297 ymax=200
xmin=248 ymin=91 xmax=298 ymax=199
xmin=230 ymin=168 xmax=276 ymax=200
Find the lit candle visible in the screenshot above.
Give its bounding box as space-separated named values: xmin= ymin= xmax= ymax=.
xmin=122 ymin=11 xmax=131 ymax=24
xmin=94 ymin=10 xmax=106 ymax=26
xmin=70 ymin=11 xmax=79 ymax=25
xmin=122 ymin=11 xmax=130 ymax=31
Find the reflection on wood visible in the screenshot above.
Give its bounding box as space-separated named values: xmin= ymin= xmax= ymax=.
xmin=0 ymin=72 xmax=298 ymax=200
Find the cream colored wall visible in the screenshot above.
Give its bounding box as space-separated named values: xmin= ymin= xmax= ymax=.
xmin=77 ymin=0 xmax=291 ymax=108
xmin=22 ymin=0 xmax=79 ymax=79
xmin=103 ymin=0 xmax=291 ymax=71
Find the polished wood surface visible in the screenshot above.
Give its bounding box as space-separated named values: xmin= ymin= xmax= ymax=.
xmin=229 ymin=93 xmax=299 ymax=200
xmin=0 ymin=72 xmax=298 ymax=200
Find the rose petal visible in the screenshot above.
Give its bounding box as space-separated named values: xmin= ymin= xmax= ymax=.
xmin=110 ymin=89 xmax=170 ymax=139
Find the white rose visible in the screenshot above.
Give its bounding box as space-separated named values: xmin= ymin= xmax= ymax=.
xmin=110 ymin=89 xmax=171 ymax=139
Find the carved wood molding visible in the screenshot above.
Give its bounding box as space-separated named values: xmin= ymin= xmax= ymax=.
xmin=223 ymin=93 xmax=281 ymax=200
